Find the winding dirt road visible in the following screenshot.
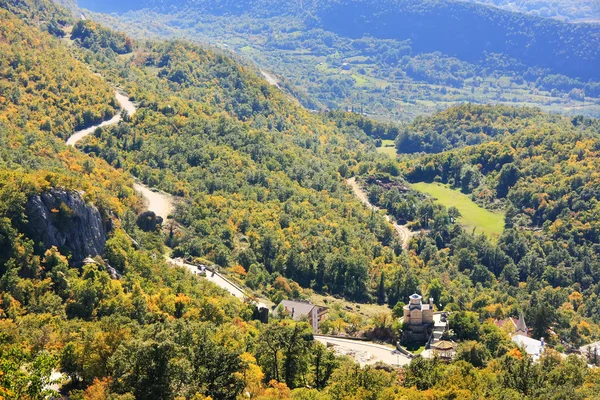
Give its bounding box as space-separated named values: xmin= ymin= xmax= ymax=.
xmin=67 ymin=90 xmax=174 ymax=221
xmin=66 ymin=90 xmax=136 ymax=146
xmin=347 ymin=177 xmax=413 ymax=249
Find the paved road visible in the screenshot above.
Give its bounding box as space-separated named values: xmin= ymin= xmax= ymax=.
xmin=66 ymin=90 xmax=136 ymax=146
xmin=168 ymin=258 xmax=270 ymax=309
xmin=315 ymin=336 xmax=411 ymax=367
xmin=347 ymin=177 xmax=413 ymax=249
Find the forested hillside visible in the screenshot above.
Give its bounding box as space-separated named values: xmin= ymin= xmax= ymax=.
xmin=395 ymin=104 xmax=551 ymax=153
xmin=465 ymin=0 xmax=600 ymax=22
xmin=0 ymin=10 xmax=117 ymax=138
xmin=76 ymin=37 xmax=400 ymax=302
xmin=72 ymin=0 xmax=600 ymax=358
xmin=3 ymin=0 xmax=600 ymax=399
xmin=76 ymin=0 xmax=600 ymax=121
xmin=386 ymin=106 xmax=600 ymax=346
xmin=0 ymin=3 xmax=338 ymax=398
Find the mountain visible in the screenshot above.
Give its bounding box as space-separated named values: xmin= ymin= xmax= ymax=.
xmin=0 ymin=3 xmax=259 ymax=397
xmin=0 ymin=6 xmax=134 ymax=264
xmin=78 ymin=0 xmax=600 ymax=80
xmin=76 ymin=0 xmax=600 ymax=121
xmin=464 ymin=0 xmax=600 ymax=22
xmin=3 ymin=0 xmax=600 ymax=399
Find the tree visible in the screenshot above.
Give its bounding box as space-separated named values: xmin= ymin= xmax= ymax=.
xmin=328 ymin=363 xmax=395 ymax=399
xmin=479 ymin=321 xmax=512 ymax=357
xmin=418 ymin=201 xmax=435 ymax=228
xmin=501 ymin=263 xmax=520 ymax=286
xmin=257 ymin=321 xmax=314 ymax=388
xmin=183 ymin=326 xmax=246 ymax=400
xmin=311 ymin=343 xmax=338 ymax=390
xmin=498 ymin=353 xmax=542 ymax=396
xmin=449 ymin=312 xmax=480 ymax=341
xmin=527 ymin=300 xmax=555 ymax=339
xmin=496 ymin=163 xmax=520 ymax=198
xmin=455 ymin=248 xmax=477 ymax=272
xmin=455 ymin=341 xmax=490 ymax=367
xmin=403 ymin=357 xmax=442 ymax=390
xmin=377 ymin=272 xmax=386 ymax=305
xmin=427 ymin=279 xmax=444 ymax=307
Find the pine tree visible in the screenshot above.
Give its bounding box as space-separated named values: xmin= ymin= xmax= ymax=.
xmin=377 ymin=272 xmax=386 ymax=305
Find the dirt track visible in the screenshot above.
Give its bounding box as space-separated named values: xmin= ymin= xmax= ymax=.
xmin=347 ymin=177 xmax=412 ymax=249
xmin=67 ymin=90 xmax=136 ymax=146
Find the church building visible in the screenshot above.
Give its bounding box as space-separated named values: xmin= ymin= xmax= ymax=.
xmin=403 ymin=293 xmax=434 ymax=326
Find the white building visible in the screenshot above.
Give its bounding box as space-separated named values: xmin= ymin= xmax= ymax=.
xmin=275 ymin=300 xmax=327 ymax=332
xmin=512 ymin=335 xmax=546 ymax=360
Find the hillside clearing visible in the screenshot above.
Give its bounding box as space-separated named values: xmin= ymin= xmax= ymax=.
xmin=411 ymin=182 xmax=505 ymax=240
xmin=376 ymin=139 xmax=397 ymax=159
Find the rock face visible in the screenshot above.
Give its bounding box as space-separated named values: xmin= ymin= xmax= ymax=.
xmin=25 ymin=189 xmax=108 ymax=263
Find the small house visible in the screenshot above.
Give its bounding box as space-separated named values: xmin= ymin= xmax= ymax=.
xmin=275 ymin=300 xmax=327 ymax=332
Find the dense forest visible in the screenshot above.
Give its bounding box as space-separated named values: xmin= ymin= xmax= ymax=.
xmin=353 ymin=105 xmax=600 ymax=349
xmin=2 ymin=0 xmax=600 ymax=399
xmin=78 ymin=37 xmax=400 ymax=302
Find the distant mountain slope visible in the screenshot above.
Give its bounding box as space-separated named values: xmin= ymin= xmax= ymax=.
xmin=78 ymin=0 xmax=600 ymax=80
xmin=465 ymin=0 xmax=600 ymax=22
xmin=394 ymin=104 xmax=551 ymax=153
xmin=314 ymin=0 xmax=600 ymax=81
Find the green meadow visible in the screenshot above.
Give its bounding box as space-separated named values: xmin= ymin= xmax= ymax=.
xmin=376 ymin=139 xmax=397 ymax=159
xmin=411 ymin=182 xmax=505 ymax=240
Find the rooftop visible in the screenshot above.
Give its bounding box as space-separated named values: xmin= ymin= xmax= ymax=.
xmin=278 ymin=300 xmax=318 ymax=320
xmin=432 ymin=340 xmax=456 ymax=351
xmin=512 ymin=334 xmax=545 ymax=359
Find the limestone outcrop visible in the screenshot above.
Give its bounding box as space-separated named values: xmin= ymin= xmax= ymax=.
xmin=25 ymin=189 xmax=108 ymax=263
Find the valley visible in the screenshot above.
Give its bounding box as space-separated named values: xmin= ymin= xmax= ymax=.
xmin=81 ymin=0 xmax=600 ymax=121
xmin=2 ymin=1 xmax=600 ymax=399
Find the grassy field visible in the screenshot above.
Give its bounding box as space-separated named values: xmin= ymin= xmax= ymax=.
xmin=377 ymin=139 xmax=397 ymax=159
xmin=411 ymin=182 xmax=505 ymax=240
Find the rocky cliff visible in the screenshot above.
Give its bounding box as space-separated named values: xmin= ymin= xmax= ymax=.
xmin=25 ymin=189 xmax=108 ymax=263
